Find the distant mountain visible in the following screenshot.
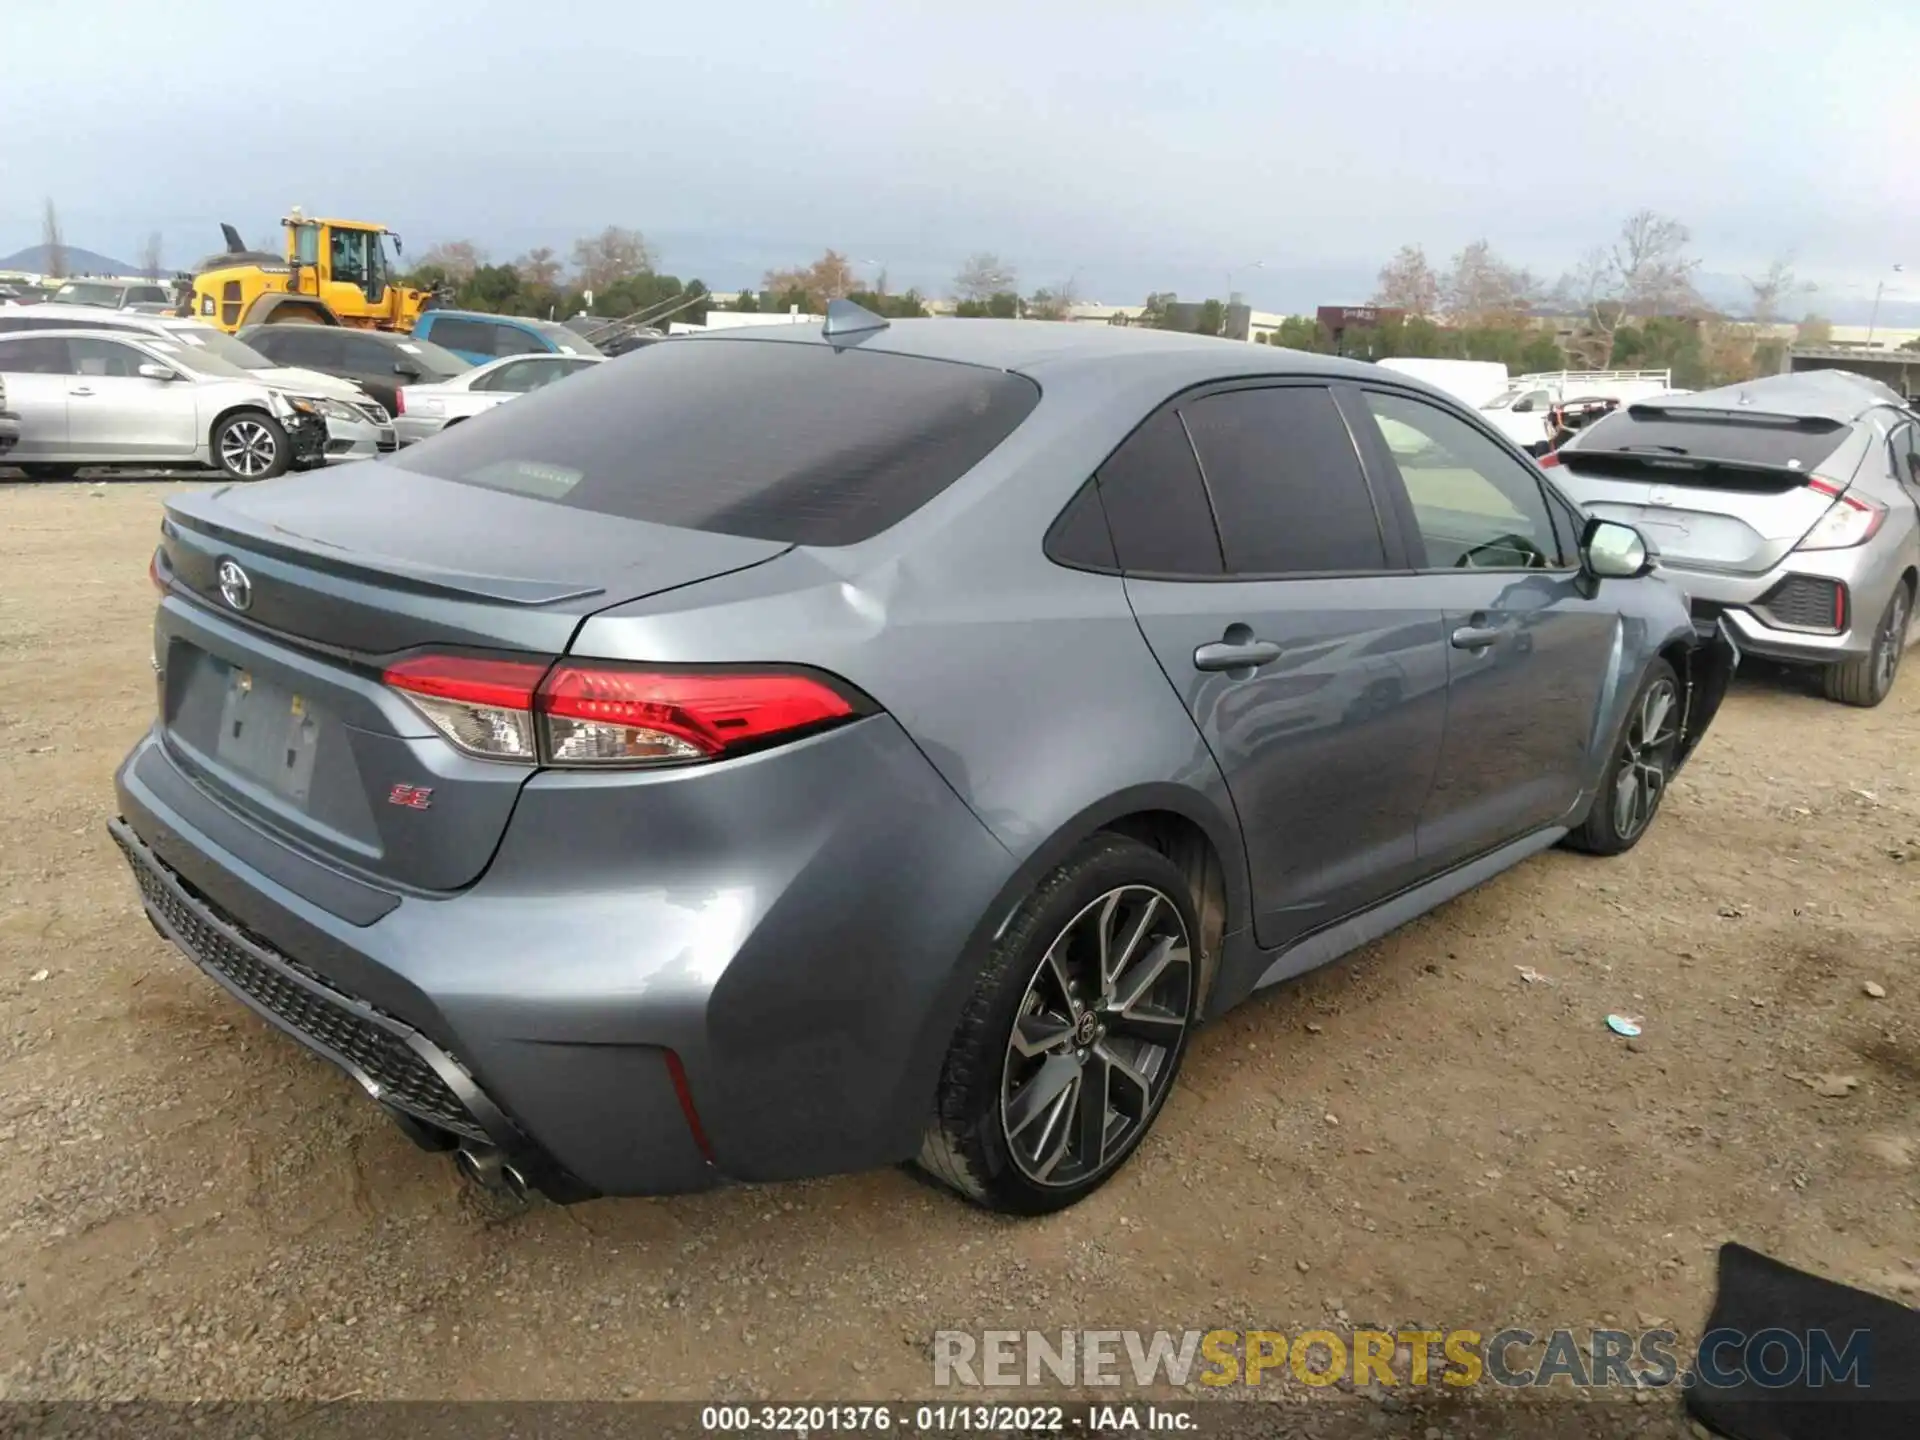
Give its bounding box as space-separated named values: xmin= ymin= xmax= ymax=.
xmin=0 ymin=243 xmax=140 ymax=275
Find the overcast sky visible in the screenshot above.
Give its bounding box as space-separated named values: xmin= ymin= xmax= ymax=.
xmin=6 ymin=0 xmax=1916 ymax=313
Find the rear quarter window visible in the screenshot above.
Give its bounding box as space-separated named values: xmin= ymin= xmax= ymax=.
xmin=392 ymin=339 xmax=1041 ymax=546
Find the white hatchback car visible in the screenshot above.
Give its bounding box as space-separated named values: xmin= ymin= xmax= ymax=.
xmin=0 ymin=328 xmax=332 ymax=480
xmin=393 ymin=351 xmax=603 ymax=446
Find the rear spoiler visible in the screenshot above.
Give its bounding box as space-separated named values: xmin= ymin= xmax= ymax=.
xmin=1624 ymin=402 xmax=1845 ymax=432
xmin=163 ymin=494 xmax=605 ymax=608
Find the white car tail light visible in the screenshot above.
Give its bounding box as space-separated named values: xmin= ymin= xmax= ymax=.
xmin=1796 ymin=478 xmax=1886 ymax=551
xmin=383 ymin=655 xmax=866 ymax=766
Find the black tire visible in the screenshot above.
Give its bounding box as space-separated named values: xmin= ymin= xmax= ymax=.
xmin=1565 ymin=658 xmax=1682 ymax=856
xmin=916 ymin=834 xmax=1201 ymax=1214
xmin=19 ymin=463 xmax=80 ymax=480
xmin=211 ymin=411 xmax=291 ymax=482
xmin=1822 ymin=581 xmax=1911 ymax=708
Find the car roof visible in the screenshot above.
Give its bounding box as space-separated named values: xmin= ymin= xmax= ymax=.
xmin=684 ymin=316 xmax=1391 ymax=388
xmin=4 ymin=301 xmax=166 ymax=324
xmin=1640 ymin=369 xmax=1906 ymax=424
xmin=426 ymin=309 xmax=543 ymax=327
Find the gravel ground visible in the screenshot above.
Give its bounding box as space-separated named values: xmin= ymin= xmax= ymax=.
xmin=1 ymin=480 xmax=1916 ymax=1409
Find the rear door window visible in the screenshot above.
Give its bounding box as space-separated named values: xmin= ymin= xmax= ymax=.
xmin=0 ymin=337 xmax=77 ymax=374
xmin=393 ymin=338 xmax=1040 ymax=546
xmin=1179 ymin=385 xmax=1387 ymax=575
xmin=1892 ymin=422 xmax=1920 ymax=495
xmin=1091 ymin=409 xmax=1223 ymax=575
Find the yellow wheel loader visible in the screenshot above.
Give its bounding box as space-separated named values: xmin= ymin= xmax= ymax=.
xmin=184 ymin=209 xmax=442 ymax=333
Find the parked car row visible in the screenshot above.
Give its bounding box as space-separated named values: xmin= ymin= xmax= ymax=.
xmin=113 ymin=309 xmax=1744 ymax=1214
xmin=0 ymin=300 xmax=617 ymax=479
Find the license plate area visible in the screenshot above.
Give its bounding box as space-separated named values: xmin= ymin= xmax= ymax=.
xmin=214 ymin=665 xmax=324 ymax=806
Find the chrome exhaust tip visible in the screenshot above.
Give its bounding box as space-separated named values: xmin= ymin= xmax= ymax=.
xmin=455 ymin=1146 xmax=531 ymax=1200
xmin=501 ymin=1162 xmax=529 ymax=1200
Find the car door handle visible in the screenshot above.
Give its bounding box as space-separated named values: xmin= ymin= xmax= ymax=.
xmin=1450 ymin=625 xmax=1503 ymax=650
xmin=68 ymin=387 xmax=94 ymax=397
xmin=1194 ymin=638 xmax=1283 ymax=671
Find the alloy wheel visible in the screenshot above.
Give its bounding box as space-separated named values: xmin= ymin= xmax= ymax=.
xmin=1000 ymin=885 xmax=1193 ymax=1188
xmin=1612 ymin=678 xmax=1680 ymax=841
xmin=1875 ymin=588 xmax=1910 ymax=696
xmin=220 ymin=420 xmax=279 ymax=478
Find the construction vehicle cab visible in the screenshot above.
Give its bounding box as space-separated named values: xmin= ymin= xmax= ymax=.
xmin=188 ymin=211 xmax=438 ymax=334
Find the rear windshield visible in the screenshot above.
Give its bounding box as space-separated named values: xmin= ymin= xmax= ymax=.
xmin=1571 ymin=406 xmax=1851 ymax=472
xmin=392 ymin=338 xmax=1041 ymax=546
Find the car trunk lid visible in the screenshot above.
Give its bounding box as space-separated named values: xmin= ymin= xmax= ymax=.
xmin=1552 ymin=404 xmax=1864 ymax=574
xmin=153 ymin=465 xmax=790 ymax=893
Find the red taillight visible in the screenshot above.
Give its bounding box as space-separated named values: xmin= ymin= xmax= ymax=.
xmin=538 ymin=665 xmax=856 ymax=764
xmin=383 ymin=654 xmax=548 ymax=761
xmin=148 ymin=546 xmax=167 ymax=593
xmin=1796 ymin=479 xmax=1886 ymax=551
xmin=393 ymin=388 xmax=407 ymax=415
xmin=383 ymin=654 xmax=862 ymax=766
xmin=1537 ymin=450 xmax=1562 ymax=469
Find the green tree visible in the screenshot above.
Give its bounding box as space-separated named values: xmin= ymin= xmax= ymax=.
xmin=463 ymin=263 xmax=526 ymax=312
xmin=1263 ymin=315 xmax=1329 ymax=351
xmin=846 ymin=288 xmax=930 ymax=318
xmin=955 ymin=291 xmax=1019 ymax=318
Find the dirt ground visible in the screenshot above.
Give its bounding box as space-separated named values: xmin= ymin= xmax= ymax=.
xmin=1 ymin=480 xmax=1916 ymax=1407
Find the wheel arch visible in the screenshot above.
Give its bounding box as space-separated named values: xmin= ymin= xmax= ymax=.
xmin=905 ymin=781 xmax=1248 ymax=1109
xmin=207 ymin=402 xmax=276 ymax=452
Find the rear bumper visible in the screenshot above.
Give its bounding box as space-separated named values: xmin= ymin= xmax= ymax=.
xmin=111 ymin=716 xmax=1015 ymax=1198
xmin=109 ymin=818 xmax=590 ymax=1196
xmin=1666 ymin=554 xmax=1899 ymax=665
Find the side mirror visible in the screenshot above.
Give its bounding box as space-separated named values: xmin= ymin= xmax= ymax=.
xmin=1512 ymin=398 xmax=1534 ymax=413
xmin=1580 ymin=518 xmax=1654 ymax=582
xmin=137 ymin=362 xmax=176 ymax=382
xmin=394 ymin=361 xmax=421 ymax=378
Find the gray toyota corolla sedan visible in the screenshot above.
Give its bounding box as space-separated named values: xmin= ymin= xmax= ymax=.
xmin=112 ymin=307 xmax=1734 ymax=1213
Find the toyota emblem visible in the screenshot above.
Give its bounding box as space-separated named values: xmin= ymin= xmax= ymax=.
xmin=217 ymin=559 xmax=253 ymax=612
